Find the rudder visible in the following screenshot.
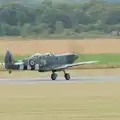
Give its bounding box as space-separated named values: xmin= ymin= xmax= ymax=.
xmin=4 ymin=50 xmax=14 ymax=69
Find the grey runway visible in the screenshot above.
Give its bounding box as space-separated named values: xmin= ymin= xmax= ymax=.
xmin=0 ymin=76 xmax=120 ymax=84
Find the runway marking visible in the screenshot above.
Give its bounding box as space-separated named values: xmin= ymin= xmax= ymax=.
xmin=0 ymin=76 xmax=120 ymax=84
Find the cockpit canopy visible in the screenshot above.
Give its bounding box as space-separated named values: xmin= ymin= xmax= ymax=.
xmin=31 ymin=52 xmax=55 ymax=58
xmin=31 ymin=53 xmax=41 ymax=58
xmin=44 ymin=53 xmax=55 ymax=56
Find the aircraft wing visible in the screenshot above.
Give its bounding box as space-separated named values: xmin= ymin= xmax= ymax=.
xmin=53 ymin=61 xmax=99 ymax=70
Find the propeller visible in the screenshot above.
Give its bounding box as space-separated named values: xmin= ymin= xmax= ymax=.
xmin=68 ymin=41 xmax=85 ymax=61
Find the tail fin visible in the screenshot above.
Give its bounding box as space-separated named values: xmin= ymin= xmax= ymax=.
xmin=4 ymin=50 xmax=14 ymax=69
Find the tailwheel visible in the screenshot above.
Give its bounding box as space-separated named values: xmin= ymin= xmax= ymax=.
xmin=51 ymin=73 xmax=57 ymax=80
xmin=64 ymin=73 xmax=70 ymax=80
xmin=9 ymin=70 xmax=12 ymax=74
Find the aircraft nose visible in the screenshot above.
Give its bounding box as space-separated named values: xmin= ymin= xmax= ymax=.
xmin=75 ymin=54 xmax=79 ymax=59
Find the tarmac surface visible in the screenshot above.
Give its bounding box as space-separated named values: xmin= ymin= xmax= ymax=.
xmin=0 ymin=76 xmax=120 ymax=84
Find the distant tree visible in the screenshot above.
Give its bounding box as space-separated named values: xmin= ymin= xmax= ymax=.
xmin=55 ymin=21 xmax=64 ymax=34
xmin=104 ymin=9 xmax=120 ymax=25
xmin=20 ymin=24 xmax=32 ymax=37
xmin=0 ymin=0 xmax=120 ymax=37
xmin=0 ymin=3 xmax=35 ymax=25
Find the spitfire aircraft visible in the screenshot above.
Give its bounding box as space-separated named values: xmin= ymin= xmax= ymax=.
xmin=3 ymin=50 xmax=98 ymax=80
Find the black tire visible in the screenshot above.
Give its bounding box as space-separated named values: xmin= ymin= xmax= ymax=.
xmin=29 ymin=59 xmax=35 ymax=68
xmin=9 ymin=70 xmax=12 ymax=74
xmin=51 ymin=73 xmax=57 ymax=80
xmin=65 ymin=73 xmax=70 ymax=80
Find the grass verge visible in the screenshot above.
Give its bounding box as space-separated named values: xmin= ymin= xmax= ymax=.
xmin=77 ymin=54 xmax=120 ymax=64
xmin=0 ymin=69 xmax=120 ymax=79
xmin=0 ymin=83 xmax=120 ymax=120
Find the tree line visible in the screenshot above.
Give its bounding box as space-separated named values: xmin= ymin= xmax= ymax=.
xmin=0 ymin=0 xmax=120 ymax=38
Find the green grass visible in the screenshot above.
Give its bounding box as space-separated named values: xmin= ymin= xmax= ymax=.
xmin=1 ymin=54 xmax=120 ymax=65
xmin=77 ymin=54 xmax=120 ymax=65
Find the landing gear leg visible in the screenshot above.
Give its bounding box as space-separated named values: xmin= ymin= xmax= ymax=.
xmin=51 ymin=72 xmax=57 ymax=80
xmin=63 ymin=70 xmax=70 ymax=80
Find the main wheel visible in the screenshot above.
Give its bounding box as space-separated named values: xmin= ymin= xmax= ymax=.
xmin=29 ymin=59 xmax=35 ymax=68
xmin=51 ymin=73 xmax=57 ymax=80
xmin=64 ymin=73 xmax=70 ymax=80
